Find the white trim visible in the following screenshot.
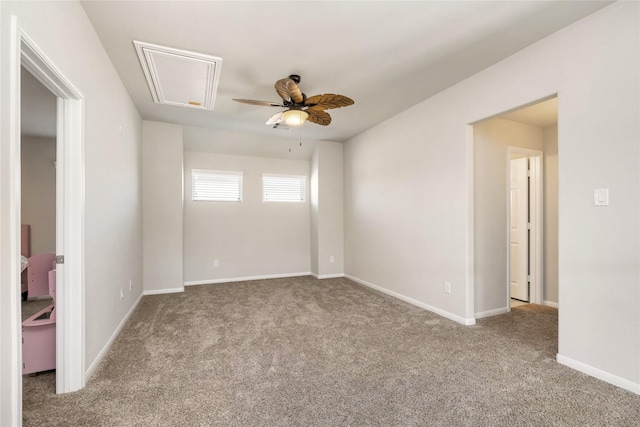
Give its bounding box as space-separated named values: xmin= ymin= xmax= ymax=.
xmin=345 ymin=275 xmax=476 ymax=326
xmin=506 ymin=147 xmax=544 ymax=306
xmin=310 ymin=273 xmax=345 ymax=279
xmin=85 ymin=293 xmax=143 ymax=380
xmin=557 ymin=354 xmax=640 ymax=395
xmin=184 ymin=272 xmax=312 ymax=286
xmin=19 ymin=27 xmax=86 ymax=395
xmin=3 ymin=16 xmax=23 ymax=427
xmin=475 ymin=306 xmax=510 ymax=319
xmin=143 ymin=287 xmax=184 ymax=296
xmin=529 ymin=153 xmax=544 ymax=305
xmin=544 ymin=300 xmax=559 ymax=309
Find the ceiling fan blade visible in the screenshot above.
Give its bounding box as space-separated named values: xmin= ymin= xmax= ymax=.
xmin=305 ymin=94 xmax=354 ymax=110
xmin=274 ymin=78 xmax=304 ymax=104
xmin=233 ymin=98 xmax=283 ymax=107
xmin=274 ymin=78 xmax=289 ymax=101
xmin=306 ymin=107 xmax=331 ymax=126
xmin=266 ymin=112 xmax=283 ymax=125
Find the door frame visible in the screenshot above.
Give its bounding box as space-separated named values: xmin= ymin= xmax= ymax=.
xmin=4 ymin=17 xmax=86 ymax=423
xmin=506 ymin=147 xmax=543 ymax=307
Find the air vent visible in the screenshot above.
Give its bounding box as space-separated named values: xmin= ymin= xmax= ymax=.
xmin=133 ymin=41 xmax=222 ymax=110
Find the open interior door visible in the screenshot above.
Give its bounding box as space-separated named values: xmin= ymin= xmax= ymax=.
xmin=510 ymin=157 xmax=529 ymax=301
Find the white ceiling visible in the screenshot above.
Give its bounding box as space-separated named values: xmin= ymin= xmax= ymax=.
xmin=500 ymin=97 xmax=558 ymax=128
xmin=22 ymin=1 xmax=609 ymax=145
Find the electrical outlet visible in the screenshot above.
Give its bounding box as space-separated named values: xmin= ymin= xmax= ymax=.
xmin=129 ymin=279 xmax=132 ymax=291
xmin=214 ymin=259 xmax=219 ymax=268
xmin=120 ymin=288 xmax=124 ymax=300
xmin=444 ymin=281 xmax=452 ymax=294
xmin=329 ymin=256 xmax=335 ymax=264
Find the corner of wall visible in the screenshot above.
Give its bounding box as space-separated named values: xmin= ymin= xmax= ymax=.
xmin=142 ymin=121 xmax=184 ymax=293
xmin=310 ymin=141 xmax=344 ymax=278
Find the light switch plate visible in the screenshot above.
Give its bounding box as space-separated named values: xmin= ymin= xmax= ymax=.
xmin=594 ymin=188 xmax=609 ymax=206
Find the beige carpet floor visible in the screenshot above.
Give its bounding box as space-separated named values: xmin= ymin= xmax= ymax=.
xmin=23 ymin=276 xmax=640 ymax=426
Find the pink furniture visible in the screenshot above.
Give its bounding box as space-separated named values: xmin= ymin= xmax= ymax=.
xmin=26 ymin=253 xmax=56 ymax=298
xmin=21 ymin=225 xmax=30 ymax=298
xmin=21 ymin=224 xmax=56 ymax=300
xmin=22 ymin=269 xmax=56 ymax=375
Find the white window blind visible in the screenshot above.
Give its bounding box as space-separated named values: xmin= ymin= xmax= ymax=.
xmin=262 ymin=174 xmax=306 ymax=202
xmin=192 ymin=169 xmax=243 ymax=201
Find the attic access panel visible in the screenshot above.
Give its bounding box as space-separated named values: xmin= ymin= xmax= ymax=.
xmin=133 ymin=41 xmax=222 ymax=110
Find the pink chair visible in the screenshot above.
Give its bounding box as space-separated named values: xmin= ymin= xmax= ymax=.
xmin=22 ymin=269 xmax=56 ymax=375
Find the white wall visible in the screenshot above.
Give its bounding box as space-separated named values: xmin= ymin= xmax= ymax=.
xmin=344 ymin=2 xmax=639 ymax=391
xmin=310 ymin=141 xmax=344 ymax=278
xmin=473 ymin=118 xmax=543 ymax=315
xmin=0 ymin=2 xmax=143 ymax=422
xmin=21 ymin=136 xmax=56 ymax=255
xmin=183 ymin=151 xmax=311 ymax=283
xmin=345 ymin=101 xmax=472 ymax=323
xmin=142 ymin=121 xmax=184 ymax=294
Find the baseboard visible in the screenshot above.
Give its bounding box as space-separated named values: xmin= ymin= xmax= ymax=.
xmin=475 ymin=306 xmax=509 ymax=319
xmin=544 ymin=300 xmax=559 ymax=308
xmin=184 ymin=272 xmax=312 ymax=286
xmin=345 ymin=275 xmax=476 ymax=326
xmin=310 ymin=273 xmax=345 ymax=279
xmin=557 ymin=353 xmax=640 ymax=395
xmin=143 ymin=287 xmax=184 ymax=296
xmin=85 ymin=292 xmax=143 ymax=380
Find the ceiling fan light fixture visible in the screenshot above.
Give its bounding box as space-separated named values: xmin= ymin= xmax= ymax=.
xmin=282 ymin=109 xmax=309 ymax=126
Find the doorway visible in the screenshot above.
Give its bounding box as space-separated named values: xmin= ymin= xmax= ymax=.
xmin=2 ymin=19 xmax=85 ymax=425
xmin=20 ymin=65 xmax=58 ymax=384
xmin=472 ymin=96 xmax=558 ymax=318
xmin=3 ymin=24 xmax=86 ymax=427
xmin=508 ymin=148 xmax=543 ymax=307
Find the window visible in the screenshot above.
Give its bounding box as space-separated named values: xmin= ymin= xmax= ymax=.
xmin=262 ymin=173 xmax=306 ymax=202
xmin=192 ymin=169 xmax=243 ymax=201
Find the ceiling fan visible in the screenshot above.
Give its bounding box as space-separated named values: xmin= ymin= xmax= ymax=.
xmin=233 ymin=74 xmax=354 ymax=128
